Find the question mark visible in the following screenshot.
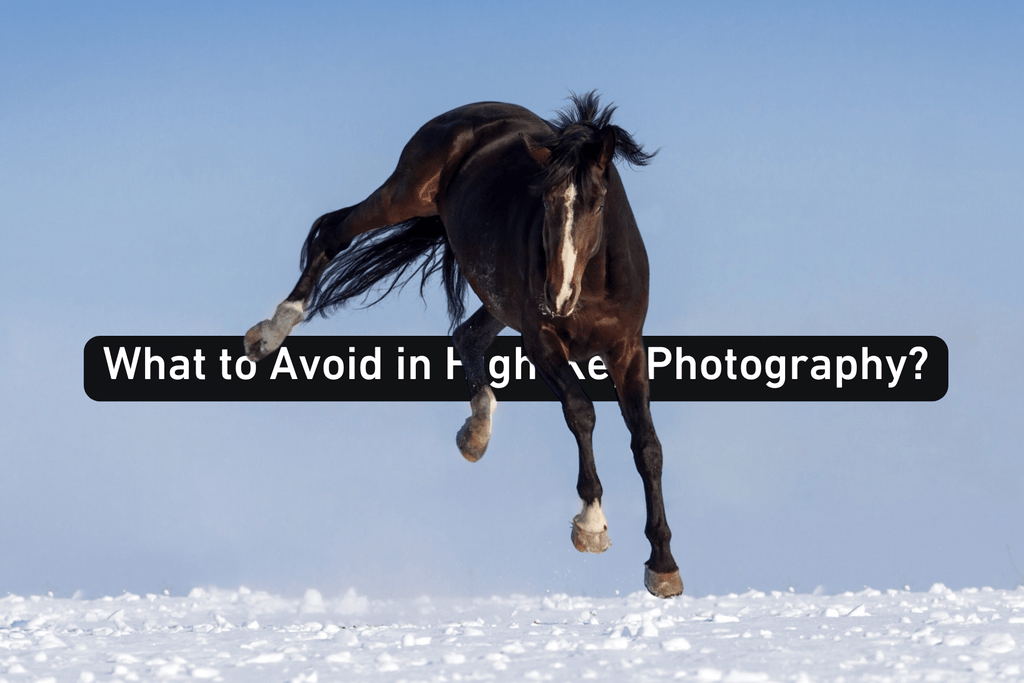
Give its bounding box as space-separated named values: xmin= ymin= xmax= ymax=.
xmin=909 ymin=346 xmax=928 ymax=380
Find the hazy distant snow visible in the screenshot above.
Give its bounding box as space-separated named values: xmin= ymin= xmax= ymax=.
xmin=2 ymin=583 xmax=1023 ymax=682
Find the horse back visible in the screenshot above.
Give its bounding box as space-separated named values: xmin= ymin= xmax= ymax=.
xmin=388 ymin=102 xmax=552 ymax=214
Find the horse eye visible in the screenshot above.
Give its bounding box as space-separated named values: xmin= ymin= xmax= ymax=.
xmin=595 ymin=203 xmax=604 ymax=214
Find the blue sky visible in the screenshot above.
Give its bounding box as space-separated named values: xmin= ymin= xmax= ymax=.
xmin=1 ymin=1 xmax=1022 ymax=599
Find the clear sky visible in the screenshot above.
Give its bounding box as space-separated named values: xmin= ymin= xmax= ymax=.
xmin=1 ymin=1 xmax=1022 ymax=599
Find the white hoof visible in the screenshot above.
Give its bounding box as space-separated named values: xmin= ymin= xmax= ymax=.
xmin=457 ymin=387 xmax=496 ymax=462
xmin=245 ymin=300 xmax=305 ymax=361
xmin=571 ymin=500 xmax=611 ymax=553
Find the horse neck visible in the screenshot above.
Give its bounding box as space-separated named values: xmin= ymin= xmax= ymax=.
xmin=596 ymin=178 xmax=649 ymax=290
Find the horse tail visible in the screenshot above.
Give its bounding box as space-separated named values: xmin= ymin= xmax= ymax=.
xmin=302 ymin=216 xmax=467 ymax=329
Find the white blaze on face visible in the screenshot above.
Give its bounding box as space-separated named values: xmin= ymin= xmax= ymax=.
xmin=555 ymin=183 xmax=578 ymax=312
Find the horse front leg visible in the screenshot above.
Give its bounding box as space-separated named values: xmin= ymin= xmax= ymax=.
xmin=608 ymin=339 xmax=683 ymax=598
xmin=526 ymin=331 xmax=610 ymax=554
xmin=452 ymin=307 xmax=505 ymax=462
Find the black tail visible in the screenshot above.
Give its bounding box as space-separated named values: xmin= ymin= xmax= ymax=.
xmin=302 ymin=216 xmax=467 ymax=329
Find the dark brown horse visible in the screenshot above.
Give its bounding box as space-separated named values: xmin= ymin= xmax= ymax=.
xmin=244 ymin=92 xmax=682 ymax=598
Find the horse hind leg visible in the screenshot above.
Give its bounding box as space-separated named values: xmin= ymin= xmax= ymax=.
xmin=245 ymin=171 xmax=435 ymax=362
xmin=453 ymin=307 xmax=505 ymax=462
xmin=243 ymin=206 xmax=355 ymax=362
xmin=245 ymin=300 xmax=306 ymax=362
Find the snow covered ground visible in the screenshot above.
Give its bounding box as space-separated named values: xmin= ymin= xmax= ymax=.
xmin=2 ymin=584 xmax=1023 ymax=682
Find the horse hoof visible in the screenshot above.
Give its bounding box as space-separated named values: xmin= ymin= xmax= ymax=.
xmin=244 ymin=320 xmax=274 ymax=361
xmin=245 ymin=301 xmax=305 ymax=361
xmin=456 ymin=417 xmax=490 ymax=462
xmin=457 ymin=387 xmax=496 ymax=462
xmin=644 ymin=566 xmax=683 ymax=598
xmin=571 ymin=520 xmax=610 ymax=553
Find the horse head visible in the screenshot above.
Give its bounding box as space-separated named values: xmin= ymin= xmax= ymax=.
xmin=531 ymin=128 xmax=615 ymax=318
xmin=530 ymin=92 xmax=656 ymax=318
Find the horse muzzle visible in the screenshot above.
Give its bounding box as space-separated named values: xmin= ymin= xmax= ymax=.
xmin=544 ymin=281 xmax=578 ymax=318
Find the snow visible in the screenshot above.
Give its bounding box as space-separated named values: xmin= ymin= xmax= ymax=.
xmin=2 ymin=584 xmax=1023 ymax=682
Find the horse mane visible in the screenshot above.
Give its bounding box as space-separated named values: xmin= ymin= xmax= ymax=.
xmin=538 ymin=91 xmax=656 ymax=192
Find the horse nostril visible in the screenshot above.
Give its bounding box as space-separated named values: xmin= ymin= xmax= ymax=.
xmin=564 ymin=285 xmax=576 ymax=313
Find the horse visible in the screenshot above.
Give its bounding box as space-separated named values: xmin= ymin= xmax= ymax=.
xmin=244 ymin=92 xmax=683 ymax=598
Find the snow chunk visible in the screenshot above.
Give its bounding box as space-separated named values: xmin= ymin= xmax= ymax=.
xmin=336 ymin=588 xmax=368 ymax=616
xmin=325 ymin=652 xmax=352 ymax=664
xmin=661 ymin=637 xmax=691 ymax=651
xmin=300 ymin=589 xmax=325 ymax=614
xmin=246 ymin=652 xmax=285 ymax=664
xmin=402 ymin=633 xmax=431 ymax=647
xmin=723 ymin=672 xmax=770 ymax=683
xmin=977 ymin=632 xmax=1016 ymax=654
xmin=376 ymin=653 xmax=399 ymax=672
xmin=190 ymin=668 xmax=219 ymax=679
xmin=544 ymin=638 xmax=572 ymax=651
xmin=542 ymin=593 xmax=587 ymax=611
xmin=641 ymin=612 xmax=659 ymax=637
xmin=155 ymin=662 xmax=184 ymax=677
xmin=37 ymin=634 xmax=67 ymax=649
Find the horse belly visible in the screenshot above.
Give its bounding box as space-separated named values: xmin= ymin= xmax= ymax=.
xmin=453 ymin=228 xmax=532 ymax=332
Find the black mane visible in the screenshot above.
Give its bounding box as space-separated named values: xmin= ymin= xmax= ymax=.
xmin=538 ymin=91 xmax=656 ymax=192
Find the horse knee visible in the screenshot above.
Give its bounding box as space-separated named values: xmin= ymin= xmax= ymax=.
xmin=563 ymin=399 xmax=595 ymax=436
xmin=308 ymin=208 xmax=356 ymax=260
xmin=316 ymin=227 xmax=352 ymax=261
xmin=452 ymin=321 xmax=472 ymax=354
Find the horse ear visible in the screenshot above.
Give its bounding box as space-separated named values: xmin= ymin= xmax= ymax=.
xmin=597 ymin=128 xmax=617 ymax=173
xmin=528 ymin=144 xmax=551 ymax=165
xmin=520 ymin=133 xmax=551 ymax=165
